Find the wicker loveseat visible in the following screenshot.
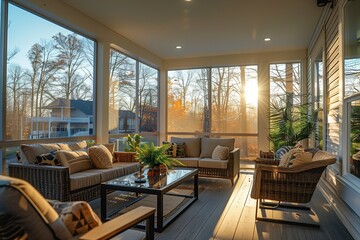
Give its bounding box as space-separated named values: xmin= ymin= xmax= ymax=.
xmin=167 ymin=137 xmax=240 ymax=185
xmin=8 ymin=141 xmax=139 ymax=202
xmin=251 ymin=149 xmax=336 ymax=226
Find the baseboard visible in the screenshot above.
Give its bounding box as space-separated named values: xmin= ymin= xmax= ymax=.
xmin=318 ymin=178 xmax=360 ymax=239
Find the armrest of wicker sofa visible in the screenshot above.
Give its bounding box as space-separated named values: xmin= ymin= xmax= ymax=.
xmin=8 ymin=163 xmax=71 ymax=201
xmin=113 ymin=151 xmax=136 ymax=162
xmin=229 ymin=148 xmax=240 ymax=179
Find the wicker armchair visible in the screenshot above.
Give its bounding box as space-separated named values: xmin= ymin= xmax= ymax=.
xmin=0 ymin=175 xmax=155 ymax=240
xmin=251 ymin=150 xmax=336 ymax=227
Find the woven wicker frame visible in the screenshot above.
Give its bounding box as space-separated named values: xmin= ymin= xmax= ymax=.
xmin=251 ymin=154 xmax=336 ymax=203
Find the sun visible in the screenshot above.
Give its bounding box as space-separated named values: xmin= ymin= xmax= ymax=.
xmin=245 ymin=81 xmax=258 ymax=106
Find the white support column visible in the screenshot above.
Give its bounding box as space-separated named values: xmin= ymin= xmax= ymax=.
xmin=0 ymin=0 xmax=7 ymax=174
xmin=258 ymin=63 xmax=270 ymax=152
xmin=159 ymin=68 xmax=167 ymax=143
xmin=96 ymin=40 xmax=110 ymax=144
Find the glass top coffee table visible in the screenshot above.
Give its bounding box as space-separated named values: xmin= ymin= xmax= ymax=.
xmin=101 ymin=168 xmax=199 ymax=232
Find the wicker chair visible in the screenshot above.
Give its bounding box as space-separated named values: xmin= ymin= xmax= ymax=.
xmin=0 ymin=175 xmax=155 ymax=240
xmin=251 ymin=150 xmax=336 ymax=227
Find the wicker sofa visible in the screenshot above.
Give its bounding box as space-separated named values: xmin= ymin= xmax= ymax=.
xmin=8 ymin=141 xmax=139 ymax=202
xmin=168 ymin=137 xmax=240 ymax=185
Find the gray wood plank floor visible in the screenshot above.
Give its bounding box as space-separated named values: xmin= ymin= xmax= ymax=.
xmin=155 ymin=170 xmax=354 ymax=240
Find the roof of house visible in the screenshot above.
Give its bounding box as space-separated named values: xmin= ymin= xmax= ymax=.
xmin=42 ymin=98 xmax=93 ymax=116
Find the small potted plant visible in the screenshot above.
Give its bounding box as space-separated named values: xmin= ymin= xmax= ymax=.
xmin=114 ymin=134 xmax=142 ymax=162
xmin=125 ymin=133 xmax=142 ymax=152
xmin=135 ymin=143 xmax=183 ymax=176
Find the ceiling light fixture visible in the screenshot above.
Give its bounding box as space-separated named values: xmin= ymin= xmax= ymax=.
xmin=176 ymin=46 xmax=182 ymax=49
xmin=185 ymin=0 xmax=192 ymax=2
xmin=264 ymin=38 xmax=271 ymax=42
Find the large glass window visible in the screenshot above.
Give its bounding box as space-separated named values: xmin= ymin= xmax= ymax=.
xmin=344 ymin=0 xmax=360 ymax=179
xmin=167 ymin=69 xmax=208 ymax=133
xmin=109 ymin=49 xmax=159 ymax=150
xmin=269 ymin=63 xmax=306 ymax=151
xmin=7 ymin=3 xmax=95 ymax=140
xmin=211 ymin=66 xmax=258 ymax=134
xmin=139 ymin=63 xmax=158 ymax=132
xmin=167 ymin=66 xmax=258 ymax=159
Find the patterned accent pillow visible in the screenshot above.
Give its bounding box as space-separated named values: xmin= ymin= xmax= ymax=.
xmin=175 ymin=142 xmax=186 ymax=158
xmin=212 ymin=145 xmax=230 ymax=160
xmin=163 ymin=142 xmax=186 ymax=158
xmin=56 ymin=150 xmax=93 ymax=174
xmin=34 ymin=151 xmax=61 ymax=166
xmin=163 ymin=141 xmax=176 ymax=157
xmin=88 ymin=144 xmax=113 ymax=169
xmin=275 ymin=146 xmax=294 ymax=161
xmin=47 ymin=200 xmax=101 ymax=236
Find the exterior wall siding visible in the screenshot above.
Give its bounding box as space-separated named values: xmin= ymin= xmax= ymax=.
xmin=325 ymin=2 xmax=340 ymax=157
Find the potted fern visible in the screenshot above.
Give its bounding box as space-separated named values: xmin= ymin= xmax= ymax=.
xmin=135 ymin=143 xmax=184 ymax=176
xmin=268 ymin=93 xmax=317 ymax=151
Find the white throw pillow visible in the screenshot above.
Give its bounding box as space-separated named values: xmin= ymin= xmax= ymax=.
xmin=211 ymin=145 xmax=230 ymax=160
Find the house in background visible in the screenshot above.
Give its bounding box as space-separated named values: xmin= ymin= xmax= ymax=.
xmin=30 ymin=98 xmax=94 ymax=139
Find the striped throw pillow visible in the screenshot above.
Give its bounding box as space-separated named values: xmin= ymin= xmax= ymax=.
xmin=56 ymin=150 xmax=93 ymax=174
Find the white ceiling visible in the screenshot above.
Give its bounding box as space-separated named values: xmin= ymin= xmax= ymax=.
xmin=62 ymin=0 xmax=324 ymax=60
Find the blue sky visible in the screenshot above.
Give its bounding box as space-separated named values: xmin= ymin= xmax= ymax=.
xmin=8 ymin=3 xmax=71 ymax=68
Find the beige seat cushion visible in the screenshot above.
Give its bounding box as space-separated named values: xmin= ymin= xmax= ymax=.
xmin=70 ymin=171 xmax=102 ymax=191
xmin=200 ymin=138 xmax=234 ymax=158
xmin=176 ymin=157 xmax=199 ymax=167
xmin=56 ymin=150 xmax=93 ymax=174
xmin=198 ymin=158 xmax=228 ymax=169
xmin=171 ymin=137 xmax=201 ymax=157
xmin=88 ymin=145 xmax=113 ymax=169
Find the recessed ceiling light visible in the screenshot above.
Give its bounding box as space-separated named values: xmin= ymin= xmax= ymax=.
xmin=176 ymin=46 xmax=182 ymax=49
xmin=264 ymin=38 xmax=271 ymax=42
xmin=185 ymin=0 xmax=192 ymax=2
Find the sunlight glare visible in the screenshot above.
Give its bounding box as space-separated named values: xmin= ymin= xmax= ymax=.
xmin=245 ymin=80 xmax=258 ymax=106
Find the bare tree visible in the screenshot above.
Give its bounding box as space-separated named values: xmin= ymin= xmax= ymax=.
xmin=53 ymin=32 xmax=92 ymax=100
xmin=7 ymin=64 xmax=26 ymax=139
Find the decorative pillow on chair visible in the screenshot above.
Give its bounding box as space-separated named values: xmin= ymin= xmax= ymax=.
xmin=56 ymin=150 xmax=93 ymax=174
xmin=278 ymin=148 xmax=304 ymax=167
xmin=212 ymin=145 xmax=230 ymax=160
xmin=48 ymin=200 xmax=102 ymax=236
xmin=34 ymin=151 xmax=61 ymax=166
xmin=287 ymin=151 xmax=313 ymax=167
xmin=275 ymin=146 xmax=294 ymax=161
xmin=88 ymin=144 xmax=113 ymax=169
